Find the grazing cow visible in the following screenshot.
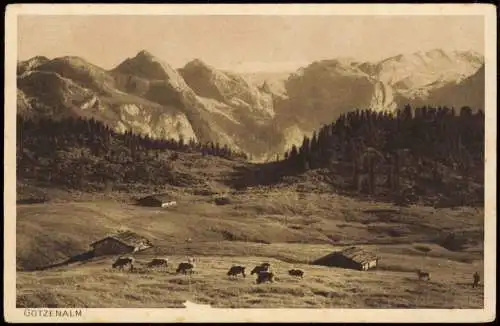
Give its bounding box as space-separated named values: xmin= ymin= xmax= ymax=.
xmin=288 ymin=269 xmax=304 ymax=279
xmin=227 ymin=266 xmax=246 ymax=278
xmin=176 ymin=262 xmax=194 ymax=275
xmin=473 ymin=272 xmax=480 ymax=288
xmin=416 ymin=269 xmax=430 ymax=280
xmin=112 ymin=257 xmax=135 ymax=271
xmin=250 ymin=263 xmax=270 ymax=275
xmin=256 ymin=271 xmax=275 ymax=284
xmin=146 ymin=258 xmax=168 ymax=269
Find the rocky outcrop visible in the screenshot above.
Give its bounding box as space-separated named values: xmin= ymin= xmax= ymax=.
xmin=179 ymin=59 xmax=275 ymax=117
xmin=17 ymin=56 xmax=50 ymax=76
xmin=276 ymin=59 xmax=383 ymax=132
xmin=17 ymin=70 xmax=97 ymax=118
xmin=17 ymin=55 xmax=198 ymax=142
xmin=242 ymin=72 xmax=289 ymax=100
xmin=272 ymin=50 xmax=484 ymax=154
xmin=396 ymin=64 xmax=485 ymax=111
xmin=364 ymin=49 xmax=484 ymax=101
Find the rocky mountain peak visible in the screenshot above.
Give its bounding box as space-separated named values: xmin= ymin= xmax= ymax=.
xmin=17 ymin=48 xmax=485 ymax=160
xmin=113 ymin=50 xmax=184 ymax=85
xmin=17 ymin=56 xmax=51 ymax=76
xmin=183 ymin=58 xmax=212 ymax=70
xmin=136 ymin=50 xmax=155 ymax=58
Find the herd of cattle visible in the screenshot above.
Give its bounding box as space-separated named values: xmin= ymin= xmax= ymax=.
xmin=111 ymin=256 xmax=482 ymax=287
xmin=111 ymin=256 xmax=304 ymax=284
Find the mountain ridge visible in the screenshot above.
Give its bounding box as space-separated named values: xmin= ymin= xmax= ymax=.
xmin=17 ymin=49 xmax=484 ymax=160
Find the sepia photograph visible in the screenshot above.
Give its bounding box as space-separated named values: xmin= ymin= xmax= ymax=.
xmin=4 ymin=3 xmax=496 ymax=323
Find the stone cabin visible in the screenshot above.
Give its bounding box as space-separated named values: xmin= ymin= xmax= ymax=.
xmin=137 ymin=194 xmax=177 ymax=208
xmin=312 ymin=246 xmax=379 ymax=271
xmin=89 ymin=230 xmax=154 ymax=256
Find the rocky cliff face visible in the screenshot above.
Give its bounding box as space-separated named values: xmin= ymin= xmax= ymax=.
xmin=17 ymin=56 xmax=50 ymax=76
xmin=271 ymin=50 xmax=484 ymax=154
xmin=17 ymin=51 xmax=283 ymax=159
xmin=179 ymin=59 xmax=275 ymax=118
xmin=17 ymin=49 xmax=484 ymax=160
xmin=395 ymin=64 xmax=485 ymax=111
xmin=369 ymin=49 xmax=484 ymax=101
xmin=17 ymin=54 xmax=198 ymax=142
xmin=276 ymin=59 xmax=383 ymax=132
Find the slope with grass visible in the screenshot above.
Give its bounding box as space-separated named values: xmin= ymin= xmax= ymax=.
xmin=15 ymin=54 xmax=485 ymax=307
xmin=16 ymin=179 xmax=484 ymax=308
xmin=17 ymin=252 xmax=483 ymax=309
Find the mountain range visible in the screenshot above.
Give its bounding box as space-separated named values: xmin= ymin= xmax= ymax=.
xmin=17 ymin=49 xmax=485 ymax=161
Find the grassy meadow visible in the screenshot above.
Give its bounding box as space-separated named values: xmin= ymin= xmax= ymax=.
xmin=16 ymin=179 xmax=484 ymax=308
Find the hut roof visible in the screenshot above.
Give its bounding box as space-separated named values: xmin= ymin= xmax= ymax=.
xmin=312 ymin=246 xmax=379 ymax=265
xmin=337 ymin=246 xmax=379 ymax=264
xmin=139 ymin=194 xmax=175 ymax=203
xmin=90 ymin=230 xmax=153 ymax=249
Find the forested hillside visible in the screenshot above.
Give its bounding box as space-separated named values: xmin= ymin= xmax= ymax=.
xmin=16 ymin=115 xmax=247 ymax=191
xmin=17 ymin=104 xmax=485 ymax=208
xmin=247 ymin=105 xmax=485 ymax=207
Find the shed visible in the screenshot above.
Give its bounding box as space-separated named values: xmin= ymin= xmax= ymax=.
xmin=312 ymin=246 xmax=379 ymax=271
xmin=90 ymin=230 xmax=153 ymax=256
xmin=137 ymin=194 xmax=177 ymax=208
xmin=214 ymin=195 xmax=231 ymax=206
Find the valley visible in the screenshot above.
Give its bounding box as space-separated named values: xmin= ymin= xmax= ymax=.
xmin=14 ymin=47 xmax=486 ymax=309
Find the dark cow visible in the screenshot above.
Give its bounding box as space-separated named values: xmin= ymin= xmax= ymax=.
xmin=256 ymin=271 xmax=274 ymax=284
xmin=416 ymin=269 xmax=430 ymax=280
xmin=112 ymin=257 xmax=135 ymax=271
xmin=250 ymin=263 xmax=270 ymax=275
xmin=146 ymin=258 xmax=168 ymax=269
xmin=176 ymin=262 xmax=194 ymax=275
xmin=288 ymin=269 xmax=304 ymax=279
xmin=227 ymin=266 xmax=246 ymax=278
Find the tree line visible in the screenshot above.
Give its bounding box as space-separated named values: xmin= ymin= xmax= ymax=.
xmin=279 ymin=105 xmax=484 ymax=205
xmin=16 ymin=115 xmax=247 ymax=189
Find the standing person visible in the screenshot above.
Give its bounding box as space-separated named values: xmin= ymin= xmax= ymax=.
xmin=473 ymin=272 xmax=480 ymax=288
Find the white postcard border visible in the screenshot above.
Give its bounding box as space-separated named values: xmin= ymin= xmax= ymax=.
xmin=4 ymin=3 xmax=497 ymax=323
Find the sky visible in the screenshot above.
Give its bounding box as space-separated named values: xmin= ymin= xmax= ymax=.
xmin=17 ymin=15 xmax=484 ymax=73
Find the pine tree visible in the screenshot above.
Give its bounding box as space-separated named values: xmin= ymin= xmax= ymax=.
xmin=290 ymin=145 xmax=299 ymax=159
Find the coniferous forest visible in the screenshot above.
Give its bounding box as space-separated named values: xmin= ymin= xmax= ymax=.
xmin=17 ymin=104 xmax=485 ymax=207
xmin=16 ymin=115 xmax=248 ymax=190
xmin=274 ymin=105 xmax=484 ymax=207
